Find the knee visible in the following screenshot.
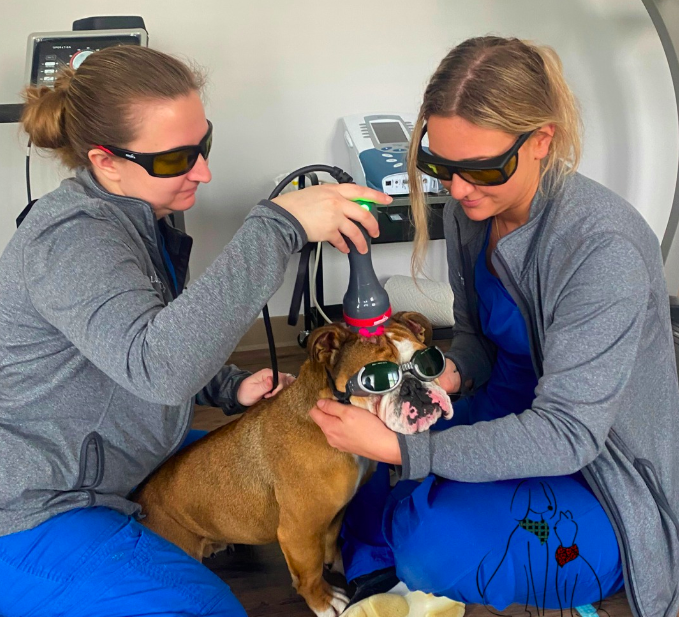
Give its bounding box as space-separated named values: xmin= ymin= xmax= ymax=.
xmin=388 ymin=503 xmax=465 ymax=595
xmin=392 ymin=536 xmax=460 ymax=595
xmin=386 ymin=479 xmax=495 ymax=596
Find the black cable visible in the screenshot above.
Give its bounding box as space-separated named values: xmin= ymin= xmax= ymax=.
xmin=262 ymin=165 xmax=354 ymax=392
xmin=261 ymin=303 xmax=279 ymax=393
xmin=25 ymin=139 xmax=33 ymax=204
xmin=269 ymin=166 xmax=352 ymax=200
xmin=287 ymin=174 xmax=319 ymax=329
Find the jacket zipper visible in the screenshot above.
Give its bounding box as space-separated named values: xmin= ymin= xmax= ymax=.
xmin=493 ymin=250 xmax=544 ymax=376
xmin=132 ymin=225 xmax=194 ymax=491
xmin=456 ymin=220 xmax=482 ymax=334
xmin=580 ymin=466 xmax=643 ymax=617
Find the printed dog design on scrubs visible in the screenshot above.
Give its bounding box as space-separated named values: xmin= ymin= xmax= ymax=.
xmin=554 ymin=511 xmax=603 ymax=617
xmin=477 ymin=481 xmax=606 ymax=617
xmin=477 ymin=479 xmax=558 ymax=616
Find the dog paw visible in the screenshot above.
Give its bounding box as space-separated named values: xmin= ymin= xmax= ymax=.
xmin=311 ymin=585 xmax=350 ymax=617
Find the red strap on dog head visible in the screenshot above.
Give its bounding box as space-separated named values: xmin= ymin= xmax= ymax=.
xmin=343 ymin=307 xmax=392 ymax=334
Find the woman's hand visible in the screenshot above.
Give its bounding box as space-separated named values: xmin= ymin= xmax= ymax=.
xmin=309 ymin=399 xmax=402 ymax=464
xmin=272 ymin=184 xmax=392 ymax=254
xmin=237 ymin=370 xmax=296 ymax=407
xmin=438 ymin=359 xmax=461 ymax=394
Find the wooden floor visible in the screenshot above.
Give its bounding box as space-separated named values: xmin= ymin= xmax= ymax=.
xmin=192 ymin=344 xmax=633 ymax=617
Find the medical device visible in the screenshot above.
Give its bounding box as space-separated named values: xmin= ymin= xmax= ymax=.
xmin=263 ymin=165 xmax=393 ymax=390
xmin=26 ymin=25 xmax=147 ymax=88
xmin=342 ymin=199 xmax=392 ymax=334
xmin=342 ymin=113 xmax=441 ymax=195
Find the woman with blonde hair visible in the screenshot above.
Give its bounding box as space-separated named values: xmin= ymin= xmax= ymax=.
xmin=0 ymin=45 xmax=389 ymax=616
xmin=312 ymin=36 xmax=679 ymax=617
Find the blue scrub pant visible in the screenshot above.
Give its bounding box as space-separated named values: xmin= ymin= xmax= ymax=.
xmin=341 ymin=428 xmax=625 ymax=612
xmin=0 ymin=430 xmax=247 ymax=617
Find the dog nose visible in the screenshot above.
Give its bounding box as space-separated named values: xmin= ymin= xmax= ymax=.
xmin=399 ymin=377 xmax=428 ymax=402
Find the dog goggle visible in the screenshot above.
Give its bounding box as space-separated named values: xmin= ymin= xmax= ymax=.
xmin=416 ymin=125 xmax=533 ymax=186
xmin=96 ymin=120 xmax=213 ymax=178
xmin=327 ymin=346 xmax=446 ymax=405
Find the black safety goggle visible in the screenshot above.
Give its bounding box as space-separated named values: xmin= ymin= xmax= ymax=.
xmin=327 ymin=346 xmax=446 ymax=405
xmin=416 ymin=125 xmax=533 ymax=186
xmin=96 ymin=120 xmax=213 ymax=178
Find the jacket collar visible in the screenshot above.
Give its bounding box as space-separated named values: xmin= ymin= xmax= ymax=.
xmin=75 ymin=168 xmax=194 ymax=294
xmin=75 ymin=168 xmax=159 ymax=244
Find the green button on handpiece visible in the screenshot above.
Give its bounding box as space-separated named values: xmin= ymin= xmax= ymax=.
xmin=353 ymin=198 xmax=376 ymax=212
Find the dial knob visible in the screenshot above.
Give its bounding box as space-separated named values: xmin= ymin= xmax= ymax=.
xmin=69 ymin=49 xmax=94 ymax=70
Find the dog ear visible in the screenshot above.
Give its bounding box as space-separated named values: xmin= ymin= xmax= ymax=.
xmin=391 ymin=311 xmax=433 ymax=345
xmin=542 ymin=481 xmax=558 ymax=519
xmin=307 ymin=324 xmax=350 ymax=368
xmin=510 ymin=480 xmax=531 ymax=520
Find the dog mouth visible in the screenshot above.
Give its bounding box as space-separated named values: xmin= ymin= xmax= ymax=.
xmin=402 ymin=400 xmax=442 ymax=432
xmin=377 ymin=381 xmax=453 ymax=435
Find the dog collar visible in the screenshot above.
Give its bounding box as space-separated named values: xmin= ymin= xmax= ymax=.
xmin=325 ymin=370 xmax=352 ymax=405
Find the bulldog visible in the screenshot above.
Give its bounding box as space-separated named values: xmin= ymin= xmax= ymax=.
xmin=134 ymin=312 xmax=453 ymax=617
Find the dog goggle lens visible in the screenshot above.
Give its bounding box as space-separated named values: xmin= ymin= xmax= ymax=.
xmin=416 ymin=126 xmax=530 ymax=187
xmin=359 ymin=361 xmax=401 ymax=392
xmin=358 ymin=346 xmax=446 ymax=394
xmin=327 ymin=347 xmax=446 ymax=405
xmin=97 ymin=120 xmax=213 ymax=178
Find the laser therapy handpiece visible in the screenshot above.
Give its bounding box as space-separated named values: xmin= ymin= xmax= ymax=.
xmin=342 ymin=200 xmax=392 ymax=335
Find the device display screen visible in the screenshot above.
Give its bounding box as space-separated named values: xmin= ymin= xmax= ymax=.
xmin=31 ymin=35 xmax=142 ymax=87
xmin=371 ymin=121 xmax=408 ymax=144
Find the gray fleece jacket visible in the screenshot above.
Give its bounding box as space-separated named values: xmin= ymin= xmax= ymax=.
xmin=398 ymin=172 xmax=679 ymax=617
xmin=0 ymin=169 xmax=306 ymax=536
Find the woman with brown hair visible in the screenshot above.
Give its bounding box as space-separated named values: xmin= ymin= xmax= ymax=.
xmin=0 ymin=45 xmax=389 ymax=616
xmin=312 ymin=37 xmax=679 ymax=617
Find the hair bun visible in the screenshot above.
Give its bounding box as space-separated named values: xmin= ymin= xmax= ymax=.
xmin=20 ymin=68 xmax=75 ymax=149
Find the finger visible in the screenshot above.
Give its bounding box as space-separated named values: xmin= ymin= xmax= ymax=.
xmin=267 ymin=383 xmax=285 ymax=397
xmin=309 ymin=406 xmax=331 ymax=429
xmin=339 ymin=220 xmax=368 ymax=254
xmin=328 ymin=232 xmax=350 ymax=254
xmin=344 ymin=202 xmax=380 ymax=238
xmin=336 ymin=184 xmax=393 ymax=205
xmin=315 ymin=398 xmax=348 ymax=418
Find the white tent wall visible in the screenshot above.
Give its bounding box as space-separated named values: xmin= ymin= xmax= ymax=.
xmin=0 ymin=0 xmax=676 ymax=315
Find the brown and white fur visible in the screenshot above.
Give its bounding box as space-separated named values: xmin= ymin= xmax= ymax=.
xmin=134 ymin=312 xmax=452 ymax=617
